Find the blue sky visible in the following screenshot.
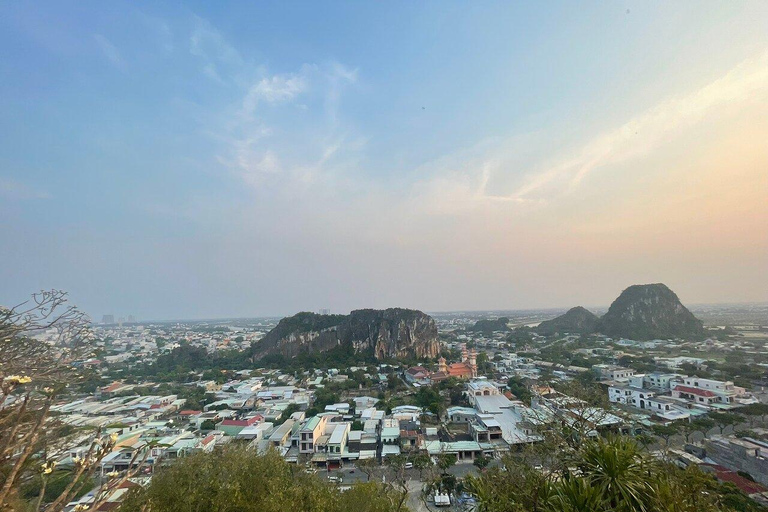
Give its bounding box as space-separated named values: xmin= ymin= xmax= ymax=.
xmin=2 ymin=1 xmax=767 ymax=320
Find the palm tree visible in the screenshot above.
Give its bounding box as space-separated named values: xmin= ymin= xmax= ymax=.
xmin=548 ymin=474 xmax=606 ymax=512
xmin=576 ymin=436 xmax=657 ymax=512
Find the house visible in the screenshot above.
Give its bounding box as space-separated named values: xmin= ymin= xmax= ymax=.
xmin=447 ymin=406 xmax=477 ymax=424
xmin=399 ymin=420 xmax=421 ymax=450
xmin=673 ymin=377 xmax=751 ymax=405
xmin=353 ymin=396 xmax=378 ymax=411
xmin=326 ymin=423 xmax=350 ymax=460
xmin=405 ymin=345 xmax=478 ymax=384
xmin=381 ymin=419 xmax=400 ymax=445
xmin=269 ymin=419 xmax=296 ymax=449
xmin=608 ymin=384 xmax=656 ymax=409
xmin=218 ymin=416 xmax=261 ymax=436
xmin=238 ymin=422 xmax=274 ymax=442
xmin=467 ymin=379 xmax=500 ymax=397
xmin=298 ymin=415 xmax=330 ymax=454
xmin=593 ymin=365 xmax=635 ymax=381
xmin=405 ymin=366 xmax=431 ymax=385
xmin=643 ymin=373 xmax=684 ymax=391
xmin=672 ymin=384 xmax=720 ymax=406
xmin=644 ymin=396 xmax=690 ymax=421
xmin=391 ymin=406 xmax=422 ymax=422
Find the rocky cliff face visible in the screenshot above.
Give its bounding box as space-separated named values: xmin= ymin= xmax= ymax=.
xmin=252 ymin=308 xmax=439 ymax=360
xmin=535 ymin=306 xmax=600 ymax=335
xmin=598 ymin=283 xmax=705 ymax=340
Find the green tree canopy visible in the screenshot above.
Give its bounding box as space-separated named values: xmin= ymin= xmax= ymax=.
xmin=120 ymin=447 xmax=403 ymax=512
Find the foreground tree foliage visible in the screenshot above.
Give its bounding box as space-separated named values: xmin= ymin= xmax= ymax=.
xmin=465 ymin=436 xmax=766 ymax=512
xmin=2 ymin=291 xmax=153 ymax=511
xmin=120 ymin=447 xmax=407 ymax=512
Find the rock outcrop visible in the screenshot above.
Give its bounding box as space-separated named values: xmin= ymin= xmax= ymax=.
xmin=598 ymin=283 xmax=705 ymax=340
xmin=252 ymin=308 xmax=439 ymax=361
xmin=468 ymin=317 xmax=510 ymax=334
xmin=535 ymin=306 xmax=600 ymax=335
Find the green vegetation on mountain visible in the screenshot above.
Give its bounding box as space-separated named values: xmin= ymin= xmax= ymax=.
xmin=263 ymin=312 xmax=346 ymax=339
xmin=124 ymin=344 xmax=250 ymax=382
xmin=468 ymin=317 xmax=511 ymax=333
xmin=535 ymin=307 xmax=600 ymax=335
xmin=598 ymin=283 xmax=706 ymax=340
xmin=533 ymin=284 xmax=706 ymax=341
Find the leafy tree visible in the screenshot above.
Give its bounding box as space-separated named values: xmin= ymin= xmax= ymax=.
xmin=355 ymin=457 xmax=378 ymax=483
xmin=121 ymin=448 xmax=403 ymax=512
xmin=690 ymin=417 xmax=716 ymax=439
xmin=651 ymin=423 xmax=679 ymax=447
xmin=200 ymin=419 xmax=217 ymax=431
xmin=279 ymin=404 xmax=301 ymax=423
xmin=507 ymin=376 xmax=532 ymax=404
xmin=436 ymin=454 xmax=457 ymax=473
xmin=466 ymin=436 xmax=758 ymax=512
xmin=0 ymin=290 xmax=142 ymax=511
xmin=411 ymin=452 xmax=433 ymax=480
xmin=473 ymin=453 xmax=491 ymax=471
xmin=708 ymin=412 xmax=741 ymax=435
xmin=678 ymin=421 xmax=699 ymax=444
xmin=21 ymin=471 xmax=94 ymax=503
xmin=738 ymin=403 xmax=768 ymax=425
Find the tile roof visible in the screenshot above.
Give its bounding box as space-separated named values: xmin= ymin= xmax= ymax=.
xmin=673 ymin=385 xmax=716 ymax=397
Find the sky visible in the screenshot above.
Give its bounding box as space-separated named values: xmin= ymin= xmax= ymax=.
xmin=1 ymin=1 xmax=767 ymax=321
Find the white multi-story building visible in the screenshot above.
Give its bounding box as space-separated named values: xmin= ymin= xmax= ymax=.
xmin=593 ymin=364 xmax=635 ymax=381
xmin=671 ymin=377 xmax=750 ymax=406
xmin=643 ymin=373 xmax=683 ymax=391
xmin=644 ymin=396 xmax=690 ymax=421
xmin=608 ymin=385 xmax=655 ymax=409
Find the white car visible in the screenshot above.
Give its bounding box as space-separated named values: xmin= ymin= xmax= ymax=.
xmin=404 ymin=462 xmax=413 ymax=469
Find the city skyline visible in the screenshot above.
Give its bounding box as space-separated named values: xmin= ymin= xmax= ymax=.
xmin=2 ymin=1 xmax=767 ymax=319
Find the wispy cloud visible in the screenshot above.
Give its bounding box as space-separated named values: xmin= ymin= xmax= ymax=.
xmin=410 ymin=51 xmax=768 ymax=212
xmin=189 ymin=15 xmax=244 ymax=83
xmin=509 ymin=51 xmax=768 ymax=201
xmin=242 ymin=71 xmax=309 ymax=116
xmin=140 ymin=13 xmax=174 ymax=55
xmin=93 ymin=34 xmax=126 ymax=71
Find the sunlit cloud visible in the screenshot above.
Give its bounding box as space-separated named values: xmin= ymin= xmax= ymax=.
xmin=407 ymin=50 xmax=768 ymax=216
xmin=510 ymin=51 xmax=768 ymax=201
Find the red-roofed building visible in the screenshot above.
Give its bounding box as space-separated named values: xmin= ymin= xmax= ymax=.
xmin=701 ymin=463 xmax=768 ymax=495
xmin=219 ymin=416 xmax=261 ymax=436
xmin=405 ymin=366 xmax=430 ymax=384
xmin=405 ymin=345 xmax=478 ymax=384
xmin=672 ymin=384 xmax=718 ymax=405
xmin=199 ymin=432 xmax=225 ymax=452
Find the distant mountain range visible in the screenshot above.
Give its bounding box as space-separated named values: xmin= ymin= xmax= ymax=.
xmin=251 ymin=308 xmax=440 ymax=361
xmin=252 ymin=283 xmax=705 ymax=362
xmin=534 ymin=283 xmax=706 ymax=340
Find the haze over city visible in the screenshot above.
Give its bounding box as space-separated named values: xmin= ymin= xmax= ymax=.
xmin=2 ymin=1 xmax=767 ymax=320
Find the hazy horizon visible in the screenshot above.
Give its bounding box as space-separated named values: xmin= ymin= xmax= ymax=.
xmin=2 ymin=2 xmax=767 ymax=320
xmin=92 ymin=299 xmax=768 ymax=325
